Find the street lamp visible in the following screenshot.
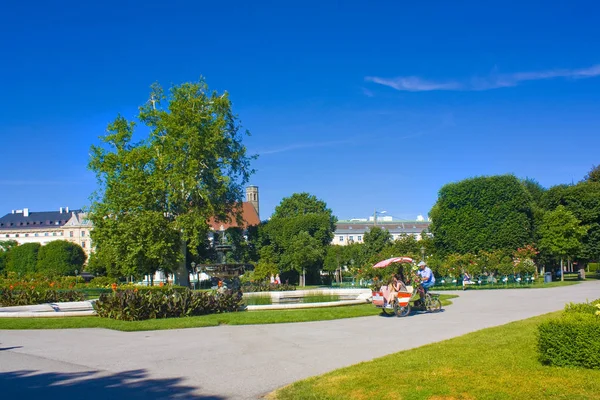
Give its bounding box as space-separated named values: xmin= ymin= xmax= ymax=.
xmin=420 ymin=246 xmax=425 ymax=262
xmin=373 ymin=210 xmax=387 ymax=226
xmin=75 ymin=269 xmax=79 ymax=288
xmin=191 ymin=262 xmax=197 ymax=290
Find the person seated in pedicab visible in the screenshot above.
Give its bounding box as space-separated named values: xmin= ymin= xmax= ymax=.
xmin=386 ymin=273 xmax=407 ymax=306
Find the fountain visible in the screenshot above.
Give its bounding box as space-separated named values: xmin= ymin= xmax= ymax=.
xmin=195 ymin=229 xmax=254 ymax=281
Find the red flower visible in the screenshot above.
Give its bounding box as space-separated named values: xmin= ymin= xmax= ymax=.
xmin=9 ymin=285 xmax=14 ymax=290
xmin=111 ymin=283 xmax=118 ymax=291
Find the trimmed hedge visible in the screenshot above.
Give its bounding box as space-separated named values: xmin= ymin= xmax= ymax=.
xmin=538 ymin=299 xmax=600 ymax=369
xmin=588 ymin=263 xmax=599 ymax=273
xmin=242 ymin=282 xmax=296 ymax=292
xmin=0 ymin=289 xmax=85 ymax=307
xmin=93 ymin=288 xmax=243 ymax=321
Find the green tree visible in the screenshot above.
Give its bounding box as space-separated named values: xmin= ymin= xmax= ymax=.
xmin=0 ymin=240 xmax=18 ymax=274
xmin=6 ymin=243 xmax=40 ymax=275
xmin=253 ymin=245 xmax=279 ymax=281
xmin=540 ymin=181 xmax=600 ymax=262
xmin=280 ymin=231 xmax=324 ymax=286
xmin=538 ymin=205 xmax=588 ymax=281
xmin=88 ymin=79 xmax=254 ymax=285
xmin=362 ymin=226 xmax=392 ymax=262
xmin=584 ymin=164 xmax=600 ymax=183
xmin=430 ymin=175 xmax=535 ymax=256
xmin=37 ymin=241 xmax=87 ymax=277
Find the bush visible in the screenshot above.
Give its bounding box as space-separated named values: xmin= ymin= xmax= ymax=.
xmin=0 ymin=288 xmax=85 ymax=307
xmin=93 ymin=288 xmax=244 ymax=321
xmin=242 ymin=282 xmax=296 ymax=292
xmin=37 ymin=241 xmax=86 ymax=276
xmin=88 ymin=276 xmax=119 ymax=288
xmin=588 ymin=263 xmax=599 ymax=273
xmin=538 ymin=299 xmax=600 ymax=369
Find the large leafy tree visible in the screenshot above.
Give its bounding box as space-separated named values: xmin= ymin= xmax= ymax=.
xmin=37 ymin=241 xmax=87 ymax=277
xmin=538 ymin=205 xmax=588 ymax=280
xmin=5 ymin=243 xmax=40 ymax=275
xmin=89 ymin=80 xmax=254 ymax=285
xmin=584 ymin=164 xmax=600 ymax=183
xmin=0 ymin=240 xmax=18 ymax=274
xmin=262 ymin=193 xmax=336 ymax=285
xmin=429 ymin=175 xmax=535 ymax=255
xmin=362 ymin=226 xmax=392 ymax=262
xmin=540 ymin=181 xmax=600 ymax=261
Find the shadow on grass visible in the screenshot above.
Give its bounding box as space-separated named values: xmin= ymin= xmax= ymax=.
xmin=1 ymin=369 xmax=224 ymax=399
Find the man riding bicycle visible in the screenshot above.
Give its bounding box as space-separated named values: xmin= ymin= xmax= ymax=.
xmin=415 ymin=261 xmax=435 ymax=306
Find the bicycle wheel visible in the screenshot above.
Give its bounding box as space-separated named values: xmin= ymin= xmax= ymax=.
xmin=381 ymin=300 xmax=396 ymax=316
xmin=395 ymin=303 xmax=411 ymax=317
xmin=426 ymin=295 xmax=442 ymax=313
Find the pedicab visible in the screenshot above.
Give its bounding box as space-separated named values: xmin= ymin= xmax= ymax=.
xmin=370 ymin=257 xmax=442 ymax=317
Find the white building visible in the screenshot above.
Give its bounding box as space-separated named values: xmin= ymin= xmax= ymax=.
xmin=332 ymin=219 xmax=431 ymax=245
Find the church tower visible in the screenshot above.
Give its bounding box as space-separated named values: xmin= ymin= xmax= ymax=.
xmin=246 ymin=186 xmax=259 ymax=219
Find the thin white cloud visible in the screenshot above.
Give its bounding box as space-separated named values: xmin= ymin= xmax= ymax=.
xmin=367 ymin=64 xmax=600 ymax=92
xmin=257 ymin=140 xmax=355 ymax=155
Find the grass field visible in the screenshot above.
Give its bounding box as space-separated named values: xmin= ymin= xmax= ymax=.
xmin=269 ymin=312 xmax=600 ymax=400
xmin=0 ymin=294 xmax=457 ymax=331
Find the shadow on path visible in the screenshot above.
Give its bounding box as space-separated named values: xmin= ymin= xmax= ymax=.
xmin=1 ymin=369 xmax=224 ymax=400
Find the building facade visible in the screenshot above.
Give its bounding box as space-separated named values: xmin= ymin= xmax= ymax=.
xmin=332 ymin=220 xmax=431 ymax=245
xmin=0 ymin=208 xmax=93 ymax=256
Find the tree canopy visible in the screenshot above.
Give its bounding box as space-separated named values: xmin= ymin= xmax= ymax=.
xmin=538 ymin=205 xmax=588 ymax=262
xmin=37 ymin=241 xmax=87 ymax=276
xmin=5 ymin=243 xmax=40 ymax=275
xmin=88 ymin=79 xmax=254 ymax=282
xmin=429 ymin=175 xmax=535 ymax=255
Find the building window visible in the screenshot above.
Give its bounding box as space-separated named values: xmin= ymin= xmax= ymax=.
xmin=70 ymin=231 xmax=74 ymax=237
xmin=52 ymin=232 xmax=56 ymax=236
xmin=339 ymin=236 xmax=343 ymax=242
xmin=25 ymin=233 xmax=29 ymax=237
xmin=34 ymin=233 xmax=39 ymax=237
xmin=358 ymin=236 xmax=362 ymax=241
xmin=15 ymin=234 xmax=19 ymax=237
xmin=81 ymin=242 xmax=86 ymax=248
xmin=82 ymin=231 xmax=86 ymax=237
xmin=44 ymin=233 xmax=49 ymax=236
xmin=59 ymin=232 xmax=63 ymax=236
xmin=349 ymin=236 xmax=354 ymax=241
xmin=4 ymin=234 xmax=8 ymax=238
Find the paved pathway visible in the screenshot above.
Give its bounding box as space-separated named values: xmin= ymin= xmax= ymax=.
xmin=1 ymin=281 xmax=599 ymax=399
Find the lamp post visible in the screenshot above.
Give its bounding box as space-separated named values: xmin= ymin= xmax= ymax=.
xmin=373 ymin=210 xmax=387 ymax=226
xmin=75 ymin=269 xmax=78 ymax=288
xmin=420 ymin=246 xmax=425 ymax=262
xmin=191 ymin=262 xmax=197 ymax=290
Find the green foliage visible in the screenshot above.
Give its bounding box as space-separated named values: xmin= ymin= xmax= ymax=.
xmin=362 ymin=226 xmax=391 ymax=260
xmin=6 ymin=243 xmax=41 ymax=275
xmin=588 ymin=263 xmax=599 ymax=272
xmin=262 ymin=193 xmax=336 ymax=284
xmin=538 ymin=205 xmax=588 ymax=260
xmin=584 ymin=164 xmax=600 ymax=183
xmin=36 ymin=241 xmax=87 ymax=277
xmin=430 ymin=175 xmax=535 ymax=256
xmin=88 ymin=276 xmax=118 ymax=287
xmin=540 ymin=181 xmax=600 ymax=261
xmin=0 ymin=288 xmax=85 ymax=307
xmin=88 ymin=79 xmax=254 ymax=281
xmin=538 ymin=300 xmax=600 ymax=369
xmin=253 ymin=245 xmax=279 ymax=280
xmin=241 ymin=282 xmax=296 ymax=292
xmin=93 ymin=288 xmax=243 ymax=321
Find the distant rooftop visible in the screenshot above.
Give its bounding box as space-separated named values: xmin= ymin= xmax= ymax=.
xmin=0 ymin=207 xmax=81 ymax=230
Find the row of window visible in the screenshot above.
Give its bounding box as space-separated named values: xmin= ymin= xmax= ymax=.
xmin=0 ymin=220 xmax=64 ymax=227
xmin=338 ymin=235 xmax=363 ymax=242
xmin=4 ymin=232 xmax=63 ymax=238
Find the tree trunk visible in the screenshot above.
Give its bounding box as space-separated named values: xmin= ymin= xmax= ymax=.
xmin=173 ymin=239 xmax=190 ymax=287
xmin=560 ymin=258 xmax=564 ymax=282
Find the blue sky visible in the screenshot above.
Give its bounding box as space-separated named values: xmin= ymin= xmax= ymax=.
xmin=1 ymin=1 xmax=599 ymax=221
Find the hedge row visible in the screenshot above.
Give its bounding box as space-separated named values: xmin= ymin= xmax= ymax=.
xmin=242 ymin=282 xmax=296 ymax=292
xmin=538 ymin=299 xmax=600 ymax=369
xmin=93 ymin=288 xmax=244 ymax=321
xmin=0 ymin=289 xmax=85 ymax=307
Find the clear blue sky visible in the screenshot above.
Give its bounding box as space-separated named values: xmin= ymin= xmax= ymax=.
xmin=1 ymin=1 xmax=599 ymax=221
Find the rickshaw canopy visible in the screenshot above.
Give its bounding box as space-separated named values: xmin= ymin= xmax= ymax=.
xmin=372 ymin=257 xmax=414 ymax=268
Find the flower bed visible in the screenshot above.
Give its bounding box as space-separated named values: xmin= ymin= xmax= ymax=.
xmin=0 ymin=288 xmax=85 ymax=307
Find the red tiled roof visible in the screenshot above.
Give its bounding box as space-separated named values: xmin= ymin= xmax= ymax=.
xmin=209 ymin=202 xmax=260 ymax=230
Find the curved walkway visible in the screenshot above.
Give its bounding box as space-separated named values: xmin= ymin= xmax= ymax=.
xmin=1 ymin=281 xmax=599 ymax=399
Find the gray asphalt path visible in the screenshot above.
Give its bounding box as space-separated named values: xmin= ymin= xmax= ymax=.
xmin=1 ymin=281 xmax=599 ymax=399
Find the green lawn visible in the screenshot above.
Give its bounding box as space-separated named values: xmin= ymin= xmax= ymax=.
xmin=269 ymin=312 xmax=600 ymax=400
xmin=0 ymin=295 xmax=457 ymax=331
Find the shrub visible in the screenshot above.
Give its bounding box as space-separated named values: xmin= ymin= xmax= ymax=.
xmin=88 ymin=276 xmax=118 ymax=288
xmin=588 ymin=263 xmax=599 ymax=273
xmin=0 ymin=288 xmax=85 ymax=307
xmin=241 ymin=282 xmax=296 ymax=292
xmin=93 ymin=288 xmax=243 ymax=321
xmin=37 ymin=241 xmax=87 ymax=276
xmin=538 ymin=299 xmax=600 ymax=369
